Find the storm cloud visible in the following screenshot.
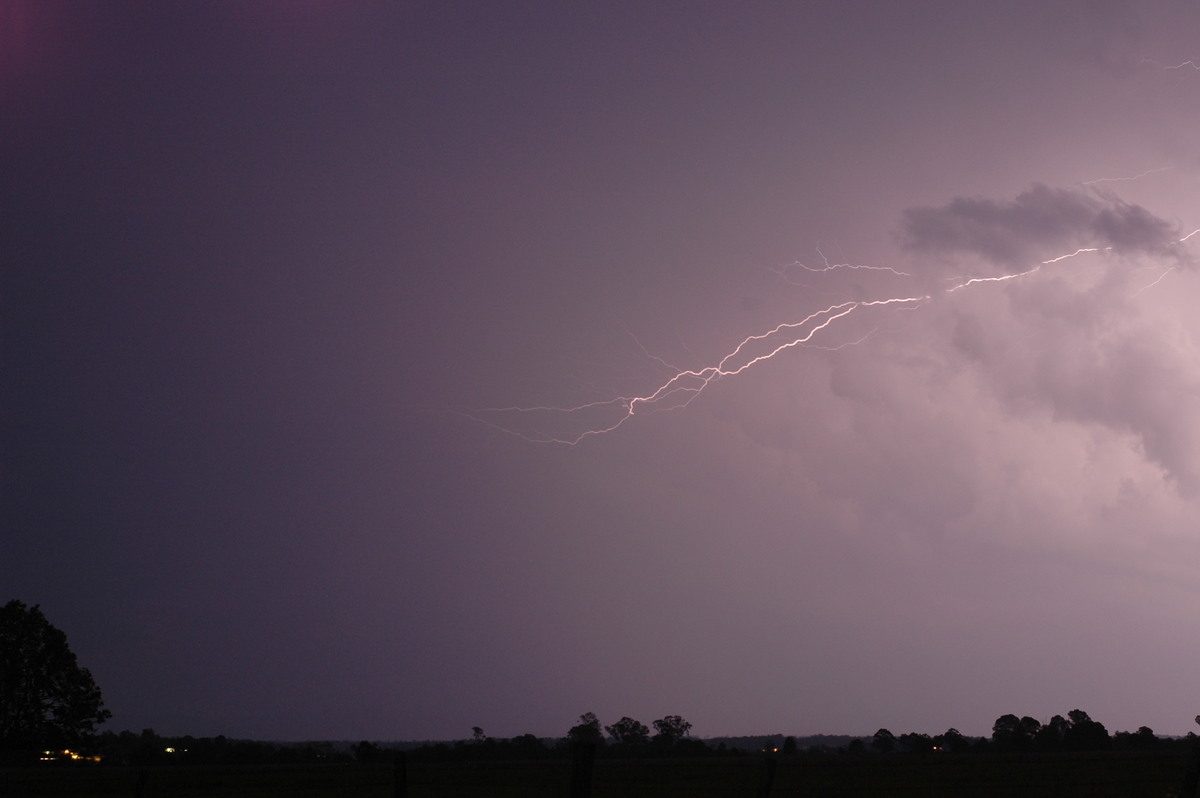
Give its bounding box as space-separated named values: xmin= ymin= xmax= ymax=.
xmin=900 ymin=184 xmax=1180 ymax=271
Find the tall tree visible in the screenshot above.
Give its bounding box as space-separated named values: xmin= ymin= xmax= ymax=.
xmin=1063 ymin=709 xmax=1109 ymax=751
xmin=871 ymin=728 xmax=896 ymax=753
xmin=935 ymin=728 xmax=970 ymax=753
xmin=1034 ymin=714 xmax=1070 ymax=751
xmin=567 ymin=712 xmax=604 ymax=745
xmin=0 ymin=601 xmax=111 ymax=750
xmin=652 ymin=715 xmax=692 ymax=745
xmin=991 ymin=714 xmax=1039 ymax=751
xmin=605 ymin=716 xmax=649 ymax=746
xmin=899 ymin=732 xmax=933 ymax=753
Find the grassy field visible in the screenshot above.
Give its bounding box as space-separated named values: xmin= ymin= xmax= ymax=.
xmin=4 ymin=750 xmax=1195 ymax=797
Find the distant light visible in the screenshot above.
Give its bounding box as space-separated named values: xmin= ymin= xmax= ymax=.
xmin=165 ymin=747 xmax=176 ymax=753
xmin=40 ymin=749 xmax=96 ymax=763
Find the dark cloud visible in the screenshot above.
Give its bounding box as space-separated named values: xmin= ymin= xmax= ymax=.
xmin=1092 ymin=201 xmax=1178 ymax=251
xmin=900 ymin=184 xmax=1179 ymax=271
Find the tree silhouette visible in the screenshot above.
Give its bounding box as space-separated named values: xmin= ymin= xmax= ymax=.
xmin=652 ymin=715 xmax=692 ymax=745
xmin=0 ymin=600 xmax=111 ymax=751
xmin=605 ymin=716 xmax=649 ymax=746
xmin=352 ymin=740 xmax=381 ymax=763
xmin=871 ymin=728 xmax=896 ymax=753
xmin=899 ymin=732 xmax=933 ymax=754
xmin=935 ymin=728 xmax=970 ymax=753
xmin=1062 ymin=709 xmax=1109 ymax=751
xmin=567 ymin=712 xmax=604 ymax=745
xmin=1034 ymin=714 xmax=1070 ymax=751
xmin=1115 ymin=726 xmax=1158 ymax=751
xmin=991 ymin=714 xmax=1040 ymax=751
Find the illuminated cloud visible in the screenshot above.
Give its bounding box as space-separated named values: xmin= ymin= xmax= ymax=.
xmin=891 ymin=187 xmax=1200 ymax=494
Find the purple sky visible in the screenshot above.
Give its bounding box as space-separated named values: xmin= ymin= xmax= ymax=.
xmin=4 ymin=1 xmax=1199 ymax=742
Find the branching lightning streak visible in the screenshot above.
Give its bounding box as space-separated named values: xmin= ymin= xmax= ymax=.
xmin=468 ymin=231 xmax=1197 ymax=445
xmin=944 ymin=248 xmax=1105 ymax=293
xmin=1133 ymin=228 xmax=1200 ymax=296
xmin=467 ymin=295 xmax=927 ymax=444
xmin=802 ymin=328 xmax=878 ymax=352
xmin=1080 ymin=166 xmax=1174 ymax=185
xmin=815 ymin=247 xmax=912 ymax=277
xmin=623 ymin=324 xmax=682 ymax=373
xmin=766 ymin=247 xmax=911 ymax=286
xmin=1133 ymin=267 xmax=1176 ymax=296
xmin=1040 ymin=247 xmax=1108 ymax=263
xmin=783 ymin=248 xmax=911 ymax=277
xmin=1141 ymin=58 xmax=1200 ymax=71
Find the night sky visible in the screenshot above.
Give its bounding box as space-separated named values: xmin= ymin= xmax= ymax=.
xmin=4 ymin=1 xmax=1199 ymax=742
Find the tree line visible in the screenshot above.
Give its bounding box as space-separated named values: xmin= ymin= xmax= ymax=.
xmin=396 ymin=713 xmax=707 ymax=763
xmin=866 ymin=709 xmax=1194 ymax=756
xmin=402 ymin=709 xmax=1200 ymax=764
xmin=4 ymin=600 xmax=1198 ymax=767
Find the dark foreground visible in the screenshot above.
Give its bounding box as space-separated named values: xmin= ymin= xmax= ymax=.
xmin=5 ymin=750 xmax=1196 ymax=797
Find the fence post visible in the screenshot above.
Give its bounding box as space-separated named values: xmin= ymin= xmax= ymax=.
xmin=393 ymin=750 xmax=408 ymax=798
xmin=756 ymin=755 xmax=777 ymax=798
xmin=570 ymin=742 xmax=595 ymax=798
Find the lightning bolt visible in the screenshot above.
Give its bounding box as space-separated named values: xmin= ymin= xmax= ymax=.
xmin=1141 ymin=58 xmax=1200 ymax=71
xmin=465 ymin=293 xmax=929 ymax=444
xmin=768 ymin=247 xmax=911 ymax=284
xmin=1134 ymin=267 xmax=1176 ymax=296
xmin=1080 ymin=166 xmax=1174 ymax=186
xmin=1132 ymin=228 xmax=1200 ymax=296
xmin=622 ymin=324 xmax=683 ymax=373
xmin=464 ymin=242 xmax=1140 ymax=444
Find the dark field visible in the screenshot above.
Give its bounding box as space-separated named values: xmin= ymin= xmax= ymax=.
xmin=5 ymin=750 xmax=1195 ymax=797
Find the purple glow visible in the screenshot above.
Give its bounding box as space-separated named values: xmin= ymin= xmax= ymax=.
xmin=4 ymin=1 xmax=1199 ymax=742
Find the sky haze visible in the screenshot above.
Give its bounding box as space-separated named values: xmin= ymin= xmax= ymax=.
xmin=4 ymin=1 xmax=1199 ymax=742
